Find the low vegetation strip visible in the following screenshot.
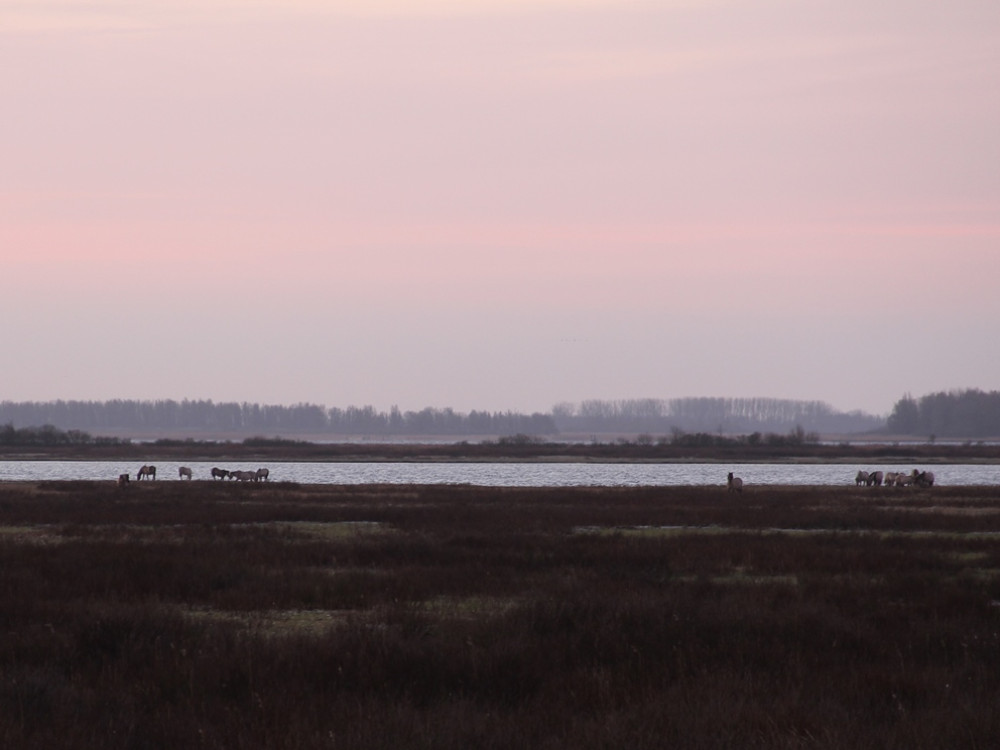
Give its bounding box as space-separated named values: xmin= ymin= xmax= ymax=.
xmin=2 ymin=482 xmax=1000 ymax=748
xmin=4 ymin=423 xmax=1000 ymax=464
xmin=576 ymin=523 xmax=1000 ymax=540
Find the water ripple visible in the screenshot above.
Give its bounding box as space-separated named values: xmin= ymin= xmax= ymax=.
xmin=1 ymin=461 xmax=997 ymax=486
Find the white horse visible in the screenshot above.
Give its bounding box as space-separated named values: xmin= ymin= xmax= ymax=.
xmin=255 ymin=468 xmax=269 ymax=482
xmin=727 ymin=472 xmax=743 ymax=493
xmin=179 ymin=466 xmax=193 ymax=480
xmin=855 ymin=470 xmax=869 ymax=486
xmin=137 ymin=465 xmax=156 ymax=481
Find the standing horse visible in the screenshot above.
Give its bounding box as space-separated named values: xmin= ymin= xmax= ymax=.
xmin=727 ymin=472 xmax=743 ymax=493
xmin=870 ymin=471 xmax=884 ymax=487
xmin=255 ymin=468 xmax=269 ymax=482
xmin=855 ymin=470 xmax=869 ymax=486
xmin=137 ymin=465 xmax=156 ymax=481
xmin=913 ymin=470 xmax=935 ymax=487
xmin=210 ymin=467 xmax=229 ymax=480
xmin=179 ymin=466 xmax=193 ymax=480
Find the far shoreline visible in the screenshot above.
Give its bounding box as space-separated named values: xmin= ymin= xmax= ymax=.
xmin=2 ymin=440 xmax=998 ymax=465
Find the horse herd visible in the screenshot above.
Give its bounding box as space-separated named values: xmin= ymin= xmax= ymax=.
xmin=724 ymin=469 xmax=937 ymax=493
xmin=117 ymin=465 xmax=270 ymax=486
xmin=211 ymin=467 xmax=270 ymax=482
xmin=855 ymin=469 xmax=935 ymax=488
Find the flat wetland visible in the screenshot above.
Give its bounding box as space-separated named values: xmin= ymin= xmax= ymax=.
xmin=3 ymin=479 xmax=1000 ymax=748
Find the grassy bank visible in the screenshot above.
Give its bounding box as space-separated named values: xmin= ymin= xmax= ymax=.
xmin=2 ymin=481 xmax=1000 ymax=748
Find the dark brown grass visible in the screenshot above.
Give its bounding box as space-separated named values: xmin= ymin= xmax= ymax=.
xmin=2 ymin=481 xmax=1000 ymax=748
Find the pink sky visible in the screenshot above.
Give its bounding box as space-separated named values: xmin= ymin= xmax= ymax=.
xmin=2 ymin=0 xmax=998 ymax=416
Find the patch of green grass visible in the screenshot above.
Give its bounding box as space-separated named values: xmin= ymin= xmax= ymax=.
xmin=276 ymin=520 xmax=392 ymax=540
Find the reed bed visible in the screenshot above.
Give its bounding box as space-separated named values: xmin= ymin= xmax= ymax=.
xmin=2 ymin=481 xmax=1000 ymax=748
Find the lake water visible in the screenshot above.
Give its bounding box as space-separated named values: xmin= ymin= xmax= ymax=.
xmin=1 ymin=461 xmax=998 ymax=487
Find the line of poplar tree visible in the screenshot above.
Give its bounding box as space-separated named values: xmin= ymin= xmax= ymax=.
xmin=0 ymin=400 xmax=557 ymax=437
xmin=886 ymin=389 xmax=1000 ymax=438
xmin=0 ymin=395 xmax=890 ymax=438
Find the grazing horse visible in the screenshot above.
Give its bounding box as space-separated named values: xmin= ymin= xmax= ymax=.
xmin=913 ymin=470 xmax=935 ymax=487
xmin=137 ymin=465 xmax=156 ymax=481
xmin=179 ymin=466 xmax=193 ymax=480
xmin=255 ymin=468 xmax=269 ymax=482
xmin=727 ymin=472 xmax=743 ymax=493
xmin=232 ymin=470 xmax=255 ymax=482
xmin=870 ymin=471 xmax=884 ymax=487
xmin=210 ymin=467 xmax=229 ymax=480
xmin=117 ymin=473 xmax=130 ymax=488
xmin=855 ymin=470 xmax=869 ymax=486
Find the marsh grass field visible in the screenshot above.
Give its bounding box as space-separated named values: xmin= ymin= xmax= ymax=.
xmin=3 ymin=480 xmax=1000 ymax=748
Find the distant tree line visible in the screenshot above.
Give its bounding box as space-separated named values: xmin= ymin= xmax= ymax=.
xmin=7 ymin=391 xmax=1000 ymax=440
xmin=0 ymin=400 xmax=557 ymax=437
xmin=887 ymin=389 xmax=1000 ymax=438
xmin=552 ymin=397 xmax=882 ymax=435
xmin=0 ymin=397 xmax=887 ymax=438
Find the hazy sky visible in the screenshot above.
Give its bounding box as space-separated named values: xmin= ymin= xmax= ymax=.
xmin=3 ymin=0 xmax=998 ymax=416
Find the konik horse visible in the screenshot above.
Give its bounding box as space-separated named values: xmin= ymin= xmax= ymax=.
xmin=137 ymin=465 xmax=156 ymax=481
xmin=727 ymin=472 xmax=743 ymax=493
